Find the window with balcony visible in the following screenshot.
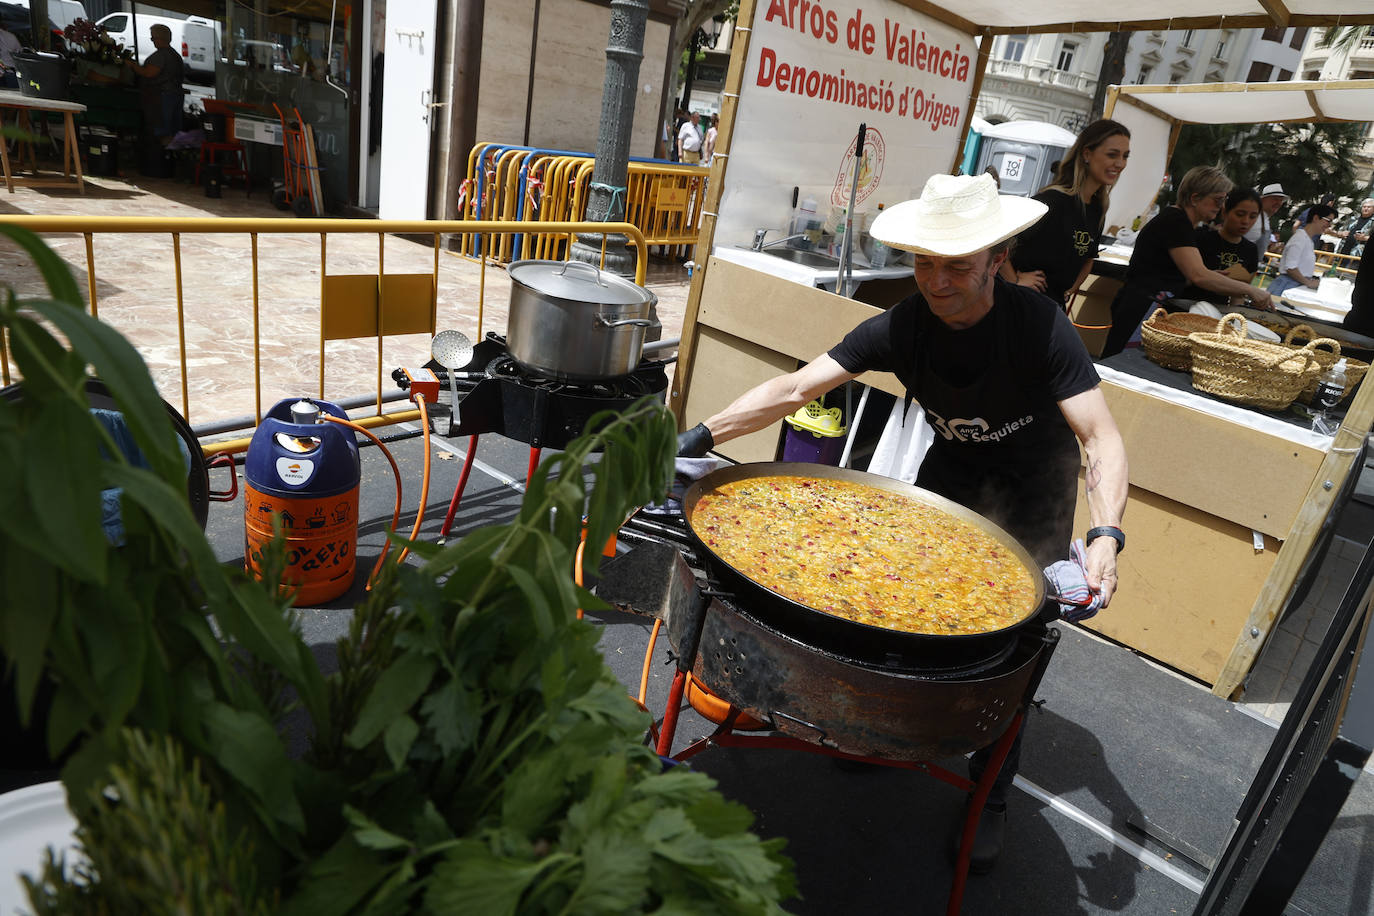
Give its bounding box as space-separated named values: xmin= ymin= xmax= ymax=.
xmin=1279 ymin=68 xmax=1294 ymax=81
xmin=1137 ymin=66 xmax=1154 ymax=84
xmin=1316 ymin=28 xmax=1335 ymax=48
xmin=1002 ymin=34 xmax=1027 ymax=62
xmin=1181 ymin=29 xmax=1195 ymax=49
xmin=1215 ymin=33 xmax=1229 ymax=60
xmin=1248 ymin=61 xmax=1274 ymax=82
xmin=1262 ymin=26 xmax=1285 ymax=42
xmin=1056 ymin=41 xmax=1078 ymax=72
xmin=1290 ymin=27 xmax=1309 ymax=50
xmin=1170 ymin=71 xmax=1185 ymax=84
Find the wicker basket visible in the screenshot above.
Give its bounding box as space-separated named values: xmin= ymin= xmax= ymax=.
xmin=1282 ymin=325 xmax=1370 ymax=403
xmin=1140 ymin=308 xmax=1228 ymax=371
xmin=1187 ymin=314 xmax=1326 ymax=410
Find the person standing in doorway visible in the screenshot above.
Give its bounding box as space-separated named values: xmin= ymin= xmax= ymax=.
xmin=678 ymin=111 xmax=702 ymax=164
xmin=125 ymin=23 xmax=185 ymax=145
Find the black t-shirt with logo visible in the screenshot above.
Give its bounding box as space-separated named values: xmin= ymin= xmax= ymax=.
xmin=1009 ymin=188 xmax=1103 ymax=306
xmin=1122 ymin=205 xmax=1197 ymax=296
xmin=1181 ymin=228 xmax=1259 ymax=303
xmin=828 ymin=280 xmax=1100 ymax=565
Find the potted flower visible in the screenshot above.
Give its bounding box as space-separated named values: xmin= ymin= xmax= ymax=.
xmin=61 ymin=18 xmax=133 ymax=85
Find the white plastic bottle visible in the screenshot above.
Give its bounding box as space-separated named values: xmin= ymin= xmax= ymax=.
xmin=1310 ymin=358 xmax=1347 ymax=435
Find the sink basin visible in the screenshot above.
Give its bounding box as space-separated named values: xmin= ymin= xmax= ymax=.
xmin=756 ymin=247 xmax=841 ymax=269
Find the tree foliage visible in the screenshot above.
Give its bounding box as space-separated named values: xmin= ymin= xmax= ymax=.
xmin=1166 ymin=120 xmax=1371 ymax=210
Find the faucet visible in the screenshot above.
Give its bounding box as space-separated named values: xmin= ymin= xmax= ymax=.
xmin=751 ymin=228 xmax=807 ymax=251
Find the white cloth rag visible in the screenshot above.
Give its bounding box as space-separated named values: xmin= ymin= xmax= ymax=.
xmin=867 ymin=398 xmax=933 ymax=483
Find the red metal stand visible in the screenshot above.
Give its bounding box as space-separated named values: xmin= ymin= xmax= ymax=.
xmin=655 ymin=676 xmax=1023 ymax=916
xmin=438 ymin=434 xmax=480 ymax=538
xmin=438 ymin=440 xmax=543 ymax=539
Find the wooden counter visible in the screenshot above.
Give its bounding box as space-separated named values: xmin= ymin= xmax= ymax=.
xmin=0 ymin=90 xmax=87 ymax=194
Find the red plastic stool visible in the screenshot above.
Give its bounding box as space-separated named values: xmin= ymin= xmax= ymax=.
xmin=196 ymin=141 xmax=250 ymax=192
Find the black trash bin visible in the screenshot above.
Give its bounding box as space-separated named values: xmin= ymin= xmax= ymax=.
xmin=87 ymin=131 xmax=118 ymax=177
xmin=139 ymin=143 xmax=174 ymax=178
xmin=204 ymin=162 xmax=223 ymax=198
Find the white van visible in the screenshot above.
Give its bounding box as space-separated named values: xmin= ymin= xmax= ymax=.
xmin=3 ymin=0 xmax=88 ymax=35
xmin=95 ymin=11 xmax=217 ymax=81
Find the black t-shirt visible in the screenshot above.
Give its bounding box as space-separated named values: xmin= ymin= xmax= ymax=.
xmin=146 ymin=46 xmax=184 ymax=95
xmin=828 ymin=281 xmax=1100 ymax=565
xmin=1123 ymin=205 xmax=1197 ymax=297
xmin=1181 ymin=228 xmax=1259 ymax=303
xmin=1010 ymin=188 xmax=1103 ymax=305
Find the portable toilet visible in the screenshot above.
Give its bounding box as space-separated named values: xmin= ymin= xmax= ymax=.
xmin=960 ymin=115 xmax=991 ymax=176
xmin=974 ymin=120 xmax=1077 ymax=197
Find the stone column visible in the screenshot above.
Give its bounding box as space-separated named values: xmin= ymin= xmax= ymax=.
xmin=568 ymin=0 xmax=648 ymax=278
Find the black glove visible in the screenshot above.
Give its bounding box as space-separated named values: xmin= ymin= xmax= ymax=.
xmin=676 ymin=422 xmax=715 ymax=458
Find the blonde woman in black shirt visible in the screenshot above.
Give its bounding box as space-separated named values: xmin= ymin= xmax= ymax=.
xmin=1001 ymin=119 xmax=1131 ymax=309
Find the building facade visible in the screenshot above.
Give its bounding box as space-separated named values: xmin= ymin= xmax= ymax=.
xmin=975 ymin=27 xmax=1308 ymax=131
xmin=1298 ymin=26 xmax=1374 ymax=192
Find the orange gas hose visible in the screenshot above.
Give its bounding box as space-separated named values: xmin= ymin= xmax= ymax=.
xmin=321 ymin=414 xmax=402 ymax=588
xmin=395 ymin=394 xmax=432 ymax=567
xmin=638 ymin=619 xmax=662 ymax=706
xmin=574 ymin=536 xmax=587 ymax=619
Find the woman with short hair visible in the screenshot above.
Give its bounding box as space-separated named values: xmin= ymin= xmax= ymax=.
xmin=1101 ymin=166 xmax=1273 ymax=357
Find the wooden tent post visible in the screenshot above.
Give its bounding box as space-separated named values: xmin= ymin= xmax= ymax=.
xmin=949 ymin=29 xmax=994 ymax=175
xmin=667 ymin=0 xmax=758 ymax=423
xmin=1102 ymin=85 xmax=1120 ymax=119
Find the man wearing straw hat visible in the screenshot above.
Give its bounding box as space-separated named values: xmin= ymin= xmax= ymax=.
xmin=678 ymin=172 xmax=1129 ymax=870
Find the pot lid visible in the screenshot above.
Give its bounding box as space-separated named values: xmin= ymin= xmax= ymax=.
xmin=508 ymin=259 xmax=653 ymax=306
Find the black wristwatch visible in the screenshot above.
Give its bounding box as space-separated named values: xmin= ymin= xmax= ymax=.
xmin=1086 ymin=526 xmax=1125 ymax=554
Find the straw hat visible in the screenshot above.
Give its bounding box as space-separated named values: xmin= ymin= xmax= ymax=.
xmin=869 ymin=173 xmax=1047 ymax=258
xmin=1260 ymin=183 xmax=1288 ymax=199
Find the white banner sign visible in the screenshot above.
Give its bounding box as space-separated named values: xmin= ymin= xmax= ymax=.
xmin=715 ymin=0 xmax=977 ymax=250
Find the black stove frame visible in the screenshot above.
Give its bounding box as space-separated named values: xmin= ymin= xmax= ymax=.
xmin=423 ymin=333 xmax=669 ymax=449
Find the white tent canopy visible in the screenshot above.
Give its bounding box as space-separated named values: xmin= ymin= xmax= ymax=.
xmin=915 ymin=0 xmax=1374 ymax=33
xmin=1102 ymin=79 xmax=1374 ymax=231
xmin=978 ymin=120 xmax=1079 ymax=147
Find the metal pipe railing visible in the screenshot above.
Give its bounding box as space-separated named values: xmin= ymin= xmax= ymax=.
xmin=3 ymin=217 xmax=650 ymax=453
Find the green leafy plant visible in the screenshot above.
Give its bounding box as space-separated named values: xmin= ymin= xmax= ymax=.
xmin=0 ymin=224 xmax=795 ymax=914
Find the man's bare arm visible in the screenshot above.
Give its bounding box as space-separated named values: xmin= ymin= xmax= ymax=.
xmin=1059 ymin=386 xmax=1128 ymax=607
xmin=699 ymin=354 xmax=860 ymax=446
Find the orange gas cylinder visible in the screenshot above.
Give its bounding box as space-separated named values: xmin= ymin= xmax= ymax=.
xmin=244 ymin=399 xmax=360 ymax=605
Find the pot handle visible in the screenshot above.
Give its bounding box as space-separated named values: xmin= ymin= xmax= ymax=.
xmin=557 ymin=260 xmax=608 ymax=287
xmin=596 ymin=316 xmax=653 ymax=328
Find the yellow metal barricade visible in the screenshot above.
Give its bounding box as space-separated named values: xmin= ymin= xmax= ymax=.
xmin=453 ymin=141 xmax=708 ymax=264
xmin=0 ymin=217 xmax=648 ymax=456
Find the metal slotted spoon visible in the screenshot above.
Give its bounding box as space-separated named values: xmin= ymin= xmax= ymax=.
xmin=431 ymin=330 xmax=475 ymax=421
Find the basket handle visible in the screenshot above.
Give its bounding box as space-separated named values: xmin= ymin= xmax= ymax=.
xmin=1148 ymin=307 xmax=1168 ymax=323
xmin=1217 ymin=313 xmax=1248 ymax=338
xmin=1258 ymin=342 xmax=1320 ymax=373
xmin=1282 ymin=323 xmax=1318 ymax=346
xmin=1303 ymin=337 xmax=1342 ymax=358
